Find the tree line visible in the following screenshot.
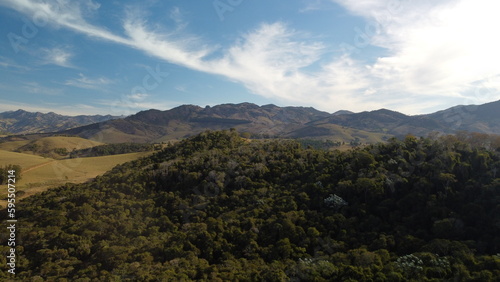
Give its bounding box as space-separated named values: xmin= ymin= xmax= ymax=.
xmin=0 ymin=164 xmax=21 ymax=185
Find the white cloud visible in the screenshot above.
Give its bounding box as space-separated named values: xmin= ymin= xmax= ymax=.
xmin=299 ymin=0 xmax=330 ymax=13
xmin=1 ymin=0 xmax=130 ymax=44
xmin=175 ymin=85 xmax=187 ymax=92
xmin=41 ymin=47 xmax=74 ymax=67
xmin=122 ymin=16 xmax=212 ymax=71
xmin=127 ymin=93 xmax=149 ymax=101
xmin=331 ymin=0 xmax=500 ymax=112
xmin=208 ymin=22 xmax=325 ymax=99
xmin=169 ymin=6 xmax=187 ymax=30
xmin=65 ymin=73 xmax=113 ymax=89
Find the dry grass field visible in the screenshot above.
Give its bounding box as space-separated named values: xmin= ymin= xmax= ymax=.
xmin=0 ymin=140 xmax=31 ymax=151
xmin=13 ymin=136 xmax=105 ymax=158
xmin=0 ymin=149 xmax=53 ymax=168
xmin=0 ymin=150 xmax=152 ymax=208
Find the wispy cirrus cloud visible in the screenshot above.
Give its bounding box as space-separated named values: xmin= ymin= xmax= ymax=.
xmin=169 ymin=6 xmax=187 ymax=30
xmin=1 ymin=0 xmax=129 ymax=44
xmin=40 ymin=47 xmax=74 ymax=67
xmin=64 ymin=73 xmax=113 ymax=89
xmin=0 ymin=56 xmax=31 ymax=71
xmin=299 ymin=0 xmax=328 ymax=13
xmin=175 ymin=85 xmax=187 ymax=92
xmin=3 ymin=0 xmax=500 ymax=114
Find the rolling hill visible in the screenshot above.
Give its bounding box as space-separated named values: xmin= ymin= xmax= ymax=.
xmin=14 ymin=136 xmax=104 ymax=157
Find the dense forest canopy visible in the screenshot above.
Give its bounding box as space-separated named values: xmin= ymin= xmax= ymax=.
xmin=1 ymin=130 xmax=499 ymax=280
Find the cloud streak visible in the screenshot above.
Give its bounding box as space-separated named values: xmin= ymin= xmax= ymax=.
xmin=64 ymin=73 xmax=113 ymax=89
xmin=2 ymin=0 xmax=500 ymax=114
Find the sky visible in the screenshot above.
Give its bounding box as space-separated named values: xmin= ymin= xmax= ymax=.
xmin=0 ymin=0 xmax=499 ymax=116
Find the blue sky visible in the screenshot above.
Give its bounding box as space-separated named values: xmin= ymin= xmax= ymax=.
xmin=0 ymin=0 xmax=499 ymax=116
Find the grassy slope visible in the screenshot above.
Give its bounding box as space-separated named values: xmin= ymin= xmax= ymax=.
xmin=31 ymin=136 xmax=104 ymax=149
xmin=0 ymin=149 xmax=54 ymax=168
xmin=0 ymin=140 xmax=31 ymax=151
xmin=16 ymin=136 xmax=104 ymax=157
xmin=0 ymin=151 xmax=152 ymax=207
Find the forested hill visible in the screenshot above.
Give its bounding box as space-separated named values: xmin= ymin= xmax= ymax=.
xmin=2 ymin=131 xmax=499 ymax=280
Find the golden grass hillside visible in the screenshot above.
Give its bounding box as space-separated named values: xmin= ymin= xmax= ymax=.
xmin=15 ymin=136 xmax=104 ymax=158
xmin=0 ymin=150 xmax=152 ymax=208
xmin=0 ymin=149 xmax=53 ymax=168
xmin=0 ymin=139 xmax=31 ymax=151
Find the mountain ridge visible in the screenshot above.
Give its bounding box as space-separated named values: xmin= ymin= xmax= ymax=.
xmin=0 ymin=109 xmax=120 ymax=135
xmin=58 ymin=103 xmax=334 ymax=143
xmin=1 ymin=100 xmax=499 ymax=143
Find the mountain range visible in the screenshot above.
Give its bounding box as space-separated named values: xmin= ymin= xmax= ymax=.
xmin=0 ymin=109 xmax=119 ymax=135
xmin=1 ymin=100 xmax=499 ymax=143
